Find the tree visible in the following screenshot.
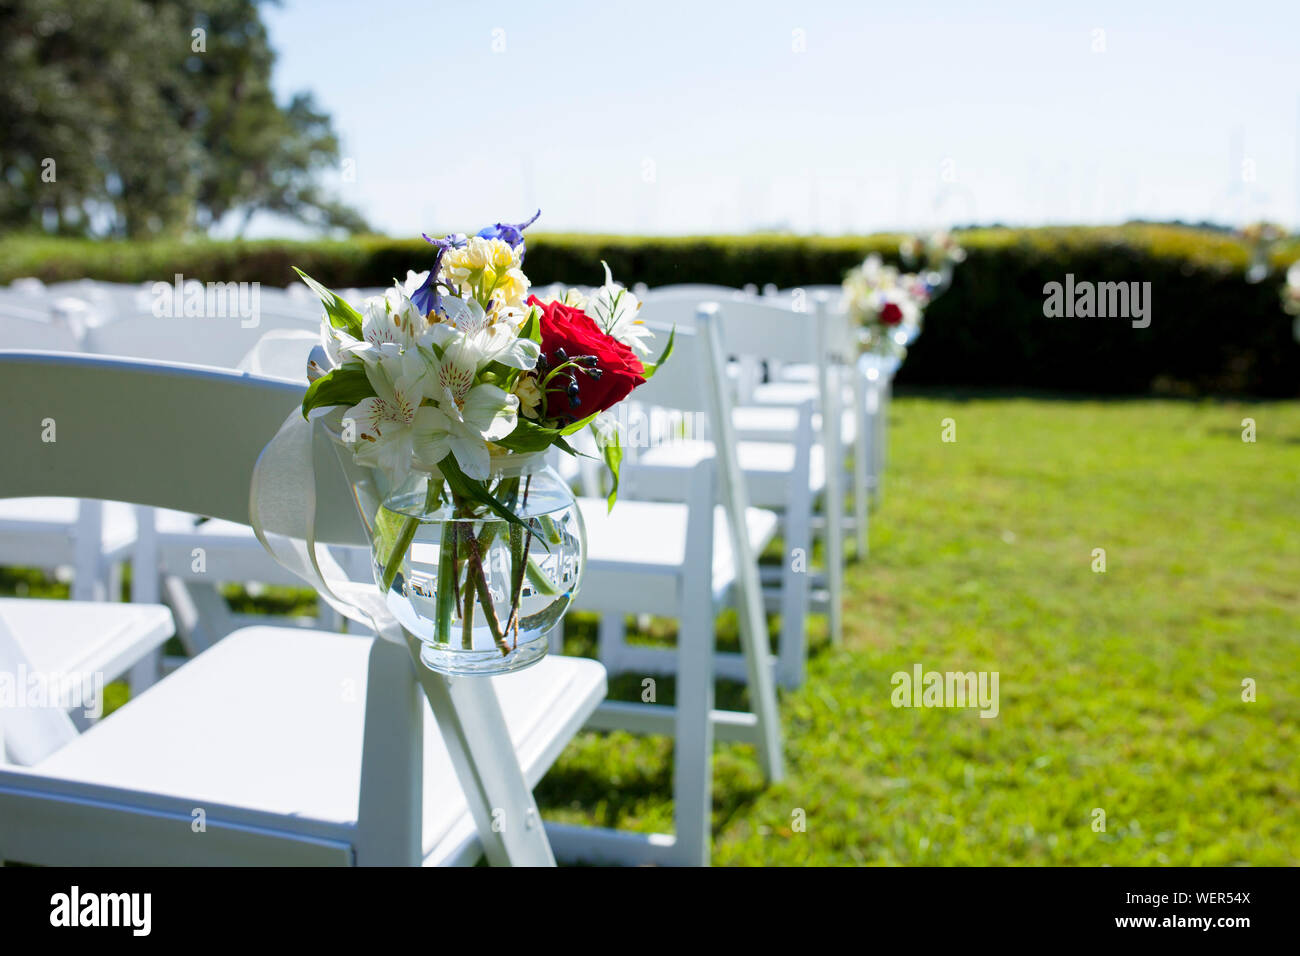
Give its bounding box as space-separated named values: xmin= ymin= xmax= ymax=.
xmin=0 ymin=0 xmax=367 ymax=237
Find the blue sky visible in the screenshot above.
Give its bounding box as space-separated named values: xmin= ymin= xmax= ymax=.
xmin=252 ymin=0 xmax=1300 ymax=237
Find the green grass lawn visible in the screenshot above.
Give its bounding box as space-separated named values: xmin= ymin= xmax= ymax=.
xmin=539 ymin=393 xmax=1300 ymax=864
xmin=4 ymin=393 xmax=1296 ymax=865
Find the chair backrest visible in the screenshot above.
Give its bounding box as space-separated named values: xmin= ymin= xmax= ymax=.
xmin=0 ymin=349 xmax=423 ymax=863
xmin=83 ymin=311 xmax=319 ymax=370
xmin=0 ymin=351 xmax=366 ymax=546
xmin=643 ymin=284 xmax=751 ymax=301
xmin=0 ymin=288 xmax=53 ymax=322
xmin=630 ymin=322 xmax=712 ymax=414
xmin=0 ymin=312 xmax=81 ymax=352
xmin=714 ymin=297 xmax=822 ymax=366
xmin=636 ymin=287 xmax=751 ymax=331
xmin=619 ymin=308 xmax=759 ymax=579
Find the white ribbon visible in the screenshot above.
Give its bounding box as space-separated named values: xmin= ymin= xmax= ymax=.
xmin=249 ymin=399 xmax=553 ymax=648
xmin=249 ymin=409 xmax=406 ymax=644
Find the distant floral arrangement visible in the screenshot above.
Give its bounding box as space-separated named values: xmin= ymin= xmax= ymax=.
xmin=1240 ymin=221 xmax=1287 ymax=246
xmin=1240 ymin=221 xmax=1289 ymax=284
xmin=841 ymin=254 xmax=932 ymax=355
xmin=900 ymin=229 xmax=966 ymax=273
xmin=1282 ymin=261 xmax=1300 ymax=316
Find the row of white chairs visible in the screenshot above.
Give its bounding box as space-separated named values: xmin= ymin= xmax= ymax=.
xmin=0 ymin=279 xmax=352 ymax=670
xmin=0 ymin=275 xmax=896 ymax=866
xmin=0 ymin=312 xmax=775 ymax=866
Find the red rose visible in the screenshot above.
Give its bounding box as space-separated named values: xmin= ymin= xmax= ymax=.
xmin=527 ymin=296 xmax=646 ymax=422
xmin=879 ymin=302 xmax=904 ymax=326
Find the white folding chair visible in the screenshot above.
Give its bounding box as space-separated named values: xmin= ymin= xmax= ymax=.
xmin=0 ymin=350 xmax=605 ymax=867
xmin=551 ymin=308 xmax=785 ymax=865
xmin=82 ymin=307 xmax=319 ymax=371
xmin=636 ymin=292 xmax=848 ymax=649
xmin=0 ymin=309 xmax=138 ymax=622
xmin=81 ymin=305 xmax=345 ymax=653
xmin=625 ymin=302 xmax=826 ymax=686
xmin=0 ymin=598 xmax=174 ymax=737
xmin=759 ymin=285 xmax=913 ymax=515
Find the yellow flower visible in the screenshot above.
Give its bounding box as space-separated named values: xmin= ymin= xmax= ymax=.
xmin=512 ymin=373 xmax=543 ymax=419
xmin=490 ymin=268 xmax=531 ymax=310
xmin=440 ymin=237 xmax=528 ymax=308
xmin=491 ymin=241 xmax=517 ymax=272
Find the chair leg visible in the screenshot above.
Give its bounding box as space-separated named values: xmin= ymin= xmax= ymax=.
xmin=873 ymin=381 xmax=890 ymax=506
xmin=127 ymin=652 xmax=161 ymax=696
xmin=72 ymin=500 xmax=105 ymax=602
xmin=106 ymin=560 xmax=124 ymax=604
xmin=169 ymin=580 xmax=236 ymax=654
xmin=777 ymin=532 xmax=810 ymax=689
xmin=778 ymin=405 xmax=814 ymax=689
xmin=355 ymin=638 xmax=424 ymax=866
xmin=823 ymin=381 xmax=845 ymax=647
xmin=407 ymin=634 xmax=557 ymax=867
xmin=672 ymin=592 xmax=715 ymax=865
xmin=597 ymin=614 xmax=627 ymax=673
xmin=852 ymin=375 xmax=871 ymax=559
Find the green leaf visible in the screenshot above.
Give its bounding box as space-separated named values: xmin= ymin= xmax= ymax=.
xmin=520 ymin=304 xmax=542 ymax=345
xmin=439 ymin=454 xmax=527 ymax=530
xmin=495 ymin=413 xmax=599 ymax=453
xmin=641 ymin=326 xmax=675 ymax=379
xmin=593 ymin=421 xmax=623 ymax=511
xmin=370 ymin=503 xmax=407 ymax=560
xmin=551 ymin=435 xmax=581 ymax=457
xmin=559 ymin=411 xmax=599 ymax=435
xmin=293 ymin=267 xmax=363 ymax=339
xmin=495 ymin=418 xmax=564 ymax=453
xmin=301 ymin=365 xmax=375 ymax=419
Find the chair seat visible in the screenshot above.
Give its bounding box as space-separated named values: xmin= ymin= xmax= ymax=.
xmin=774 ymin=362 xmax=818 ymax=384
xmin=749 ymin=381 xmax=820 ymax=407
xmin=0 ymin=598 xmax=173 ymax=685
xmin=33 ymin=626 xmax=606 ymax=864
xmin=636 ymin=439 xmax=825 ymax=507
xmin=153 ymin=509 xmax=363 ymax=586
xmin=732 ymin=405 xmax=856 ymax=446
xmin=0 ymin=498 xmax=137 ymax=559
xmin=576 ymin=498 xmax=779 ymax=613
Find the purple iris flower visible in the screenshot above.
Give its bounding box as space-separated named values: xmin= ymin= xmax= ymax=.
xmin=411 ymin=232 xmax=467 ymax=315
xmin=476 ymin=209 xmax=541 ymax=254
xmin=410 ymin=211 xmax=540 ymax=315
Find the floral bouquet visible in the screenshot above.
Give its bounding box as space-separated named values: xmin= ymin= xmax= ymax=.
xmin=1281 ymin=261 xmax=1300 ymax=344
xmin=1283 ymin=261 xmax=1300 ymax=314
xmin=842 ymin=254 xmax=931 ymax=358
xmin=291 ymin=212 xmax=671 ymax=675
xmin=1240 ymin=221 xmax=1287 ymax=284
xmin=900 ymin=229 xmax=965 ymax=298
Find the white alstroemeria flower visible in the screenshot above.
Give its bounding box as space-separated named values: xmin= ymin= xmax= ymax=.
xmin=583 ymin=261 xmax=655 ymax=357
xmin=401 ymin=269 xmax=429 ymax=301
xmin=309 ymin=318 xmax=356 ymax=380
xmin=343 ymin=349 xmax=435 ymax=486
xmin=533 ymin=283 xmax=585 ymax=309
xmin=340 ymin=284 xmax=429 ymax=366
xmin=438 ymin=295 xmax=540 ymax=370
xmin=416 ymin=337 xmax=519 ymax=479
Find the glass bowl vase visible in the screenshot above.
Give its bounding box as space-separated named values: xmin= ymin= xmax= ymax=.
xmin=358 ymin=453 xmax=585 ymax=676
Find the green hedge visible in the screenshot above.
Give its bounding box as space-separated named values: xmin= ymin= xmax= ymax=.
xmin=3 ymin=225 xmax=1298 ymax=396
